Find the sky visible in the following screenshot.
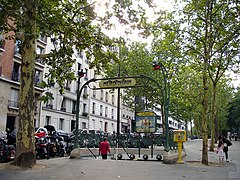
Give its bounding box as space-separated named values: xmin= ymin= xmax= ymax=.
xmin=93 ymin=0 xmax=240 ymax=89
xmin=93 ymin=0 xmax=175 ymax=41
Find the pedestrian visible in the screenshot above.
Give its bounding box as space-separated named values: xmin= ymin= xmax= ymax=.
xmin=222 ymin=136 xmax=232 ymax=162
xmin=99 ymin=137 xmax=110 ymax=160
xmin=216 ymin=140 xmax=224 ymax=163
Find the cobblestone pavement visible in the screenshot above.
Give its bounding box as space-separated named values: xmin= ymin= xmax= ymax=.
xmin=0 ymin=139 xmax=239 ymax=180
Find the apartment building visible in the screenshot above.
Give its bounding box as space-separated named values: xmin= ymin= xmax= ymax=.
xmin=0 ymin=31 xmax=134 ymax=134
xmin=0 ymin=33 xmax=45 ymax=132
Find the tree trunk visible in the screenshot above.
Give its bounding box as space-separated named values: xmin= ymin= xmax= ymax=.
xmin=210 ymin=83 xmax=217 ymax=151
xmin=201 ymin=60 xmax=209 ymax=165
xmin=14 ymin=4 xmax=37 ymax=168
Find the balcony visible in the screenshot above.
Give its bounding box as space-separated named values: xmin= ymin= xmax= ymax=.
xmin=60 ymin=107 xmax=66 ymax=112
xmin=46 ymin=104 xmax=53 ymax=109
xmin=65 ymin=86 xmax=70 ymax=91
xmin=8 ymin=100 xmax=19 ymax=109
xmin=39 ymin=35 xmax=47 ymax=43
xmin=35 ymin=58 xmax=44 ymax=65
xmin=82 ymin=112 xmax=88 ymax=117
xmin=34 ymin=77 xmax=42 ymax=87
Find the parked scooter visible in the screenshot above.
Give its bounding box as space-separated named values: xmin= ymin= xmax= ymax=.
xmin=0 ymin=138 xmax=15 ymax=163
xmin=56 ymin=136 xmax=65 ymax=157
xmin=35 ymin=136 xmax=49 ymax=159
xmin=65 ymin=136 xmax=74 ymax=155
xmin=46 ymin=136 xmax=57 ymax=158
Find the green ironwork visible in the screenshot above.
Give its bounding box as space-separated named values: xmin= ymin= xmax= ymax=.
xmin=73 ymin=75 xmax=170 ymax=151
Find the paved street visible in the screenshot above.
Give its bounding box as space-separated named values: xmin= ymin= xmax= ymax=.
xmin=0 ymin=139 xmax=239 ymax=180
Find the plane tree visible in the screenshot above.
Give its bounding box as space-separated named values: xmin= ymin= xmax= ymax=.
xmin=0 ymin=0 xmax=118 ymax=167
xmin=178 ymin=0 xmax=240 ymax=165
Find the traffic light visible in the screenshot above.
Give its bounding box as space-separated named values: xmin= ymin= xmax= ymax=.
xmin=78 ymin=69 xmax=85 ymax=77
xmin=153 ymin=61 xmax=161 ymax=70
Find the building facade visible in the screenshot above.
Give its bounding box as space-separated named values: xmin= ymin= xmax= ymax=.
xmin=0 ymin=35 xmax=184 ymax=134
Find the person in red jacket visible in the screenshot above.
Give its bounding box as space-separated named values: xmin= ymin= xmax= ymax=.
xmin=99 ymin=137 xmax=110 ymax=159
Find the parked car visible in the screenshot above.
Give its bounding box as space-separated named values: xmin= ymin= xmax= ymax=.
xmin=56 ymin=130 xmax=69 ymax=142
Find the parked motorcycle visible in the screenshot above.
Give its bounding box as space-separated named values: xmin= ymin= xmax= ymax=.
xmin=46 ymin=136 xmax=57 ymax=158
xmin=35 ymin=136 xmax=49 ymax=159
xmin=56 ymin=136 xmax=65 ymax=157
xmin=65 ymin=136 xmax=74 ymax=155
xmin=0 ymin=138 xmax=15 ymax=163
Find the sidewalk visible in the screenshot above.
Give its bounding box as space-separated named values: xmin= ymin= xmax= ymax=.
xmin=183 ymin=139 xmax=220 ymax=163
xmin=0 ymin=139 xmax=239 ymax=180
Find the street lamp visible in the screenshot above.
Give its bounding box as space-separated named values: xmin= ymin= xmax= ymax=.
xmin=74 ymin=69 xmax=86 ymax=148
xmin=153 ymin=60 xmax=170 ymax=152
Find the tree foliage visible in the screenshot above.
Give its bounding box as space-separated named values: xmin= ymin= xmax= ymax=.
xmin=0 ymin=0 xmax=119 ymax=167
xmin=177 ymin=0 xmax=240 ymax=165
xmin=227 ymin=88 xmax=240 ymax=129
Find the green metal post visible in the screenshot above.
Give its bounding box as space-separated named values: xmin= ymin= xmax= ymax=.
xmin=74 ymin=70 xmax=85 ymax=148
xmin=74 ymin=75 xmax=81 ymax=148
xmin=152 ymin=60 xmax=170 ymax=152
xmin=161 ymin=64 xmax=170 ymax=152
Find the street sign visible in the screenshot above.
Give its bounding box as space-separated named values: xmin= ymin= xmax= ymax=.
xmin=99 ymin=78 xmax=136 ymax=88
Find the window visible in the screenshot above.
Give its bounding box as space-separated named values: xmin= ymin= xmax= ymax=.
xmin=46 ymin=116 xmax=51 ymax=125
xmin=84 ymin=69 xmax=88 ymax=80
xmin=82 ymin=122 xmax=87 ymax=129
xmin=100 ymin=105 xmax=103 ymax=116
xmin=77 ymin=63 xmax=81 ymax=71
xmin=100 ymin=121 xmax=103 ymax=130
xmin=92 ymin=119 xmax=95 ymax=129
xmin=78 ymin=51 xmax=83 ymax=59
xmin=93 ymin=89 xmax=96 ymax=98
xmin=105 ymin=92 xmax=108 ymax=102
xmin=83 ymin=103 xmax=87 ymax=113
xmin=112 ymin=95 xmax=114 ymax=105
xmin=105 ymin=107 xmax=108 ymax=117
xmin=0 ymin=35 xmax=4 ymax=49
xmin=122 ymin=108 xmax=125 ymax=117
xmin=83 ymin=86 xmax=88 ymax=94
xmin=61 ymin=98 xmax=66 ymax=112
xmin=35 ymin=70 xmax=42 ymax=85
xmin=10 ymin=88 xmax=19 ymax=107
xmin=36 ymin=46 xmax=45 ymax=54
xmin=92 ymin=102 xmax=95 ymax=114
xmin=65 ymin=80 xmax=71 ymax=90
xmin=112 ymin=123 xmax=114 ymax=132
xmin=104 ymin=122 xmax=108 ymax=132
xmin=72 ymin=100 xmax=76 ymax=113
xmin=93 ymin=70 xmax=96 ymax=78
xmin=14 ymin=40 xmax=21 ymax=54
xmin=111 ymin=109 xmax=114 ymax=119
xmin=100 ymin=90 xmax=103 ymax=100
xmin=59 ymin=118 xmax=64 ymax=130
xmin=12 ymin=62 xmax=20 ymax=81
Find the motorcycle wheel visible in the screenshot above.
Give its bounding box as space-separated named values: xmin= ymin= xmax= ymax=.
xmin=0 ymin=153 xmax=8 ymax=163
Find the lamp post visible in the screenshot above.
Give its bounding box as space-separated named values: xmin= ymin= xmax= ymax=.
xmin=74 ymin=69 xmax=85 ymax=148
xmin=153 ymin=60 xmax=170 ymax=152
